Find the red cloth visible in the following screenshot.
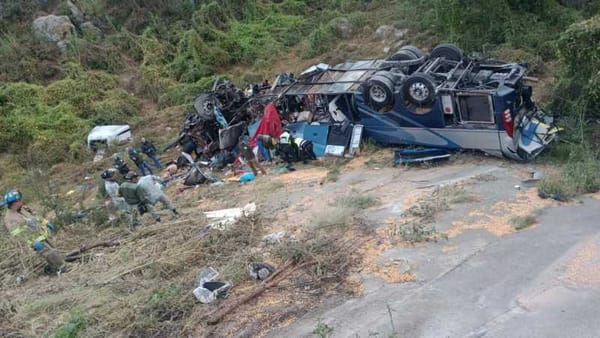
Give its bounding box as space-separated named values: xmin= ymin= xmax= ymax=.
xmin=250 ymin=102 xmax=282 ymax=146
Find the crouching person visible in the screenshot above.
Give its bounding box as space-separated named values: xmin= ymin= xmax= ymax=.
xmin=118 ymin=171 xmax=161 ymax=225
xmin=137 ymin=173 xmax=179 ymax=217
xmin=2 ymin=190 xmax=67 ymax=274
xmin=294 ymin=138 xmax=317 ymax=164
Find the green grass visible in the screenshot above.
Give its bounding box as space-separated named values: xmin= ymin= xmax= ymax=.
xmin=537 ymin=146 xmax=600 ymax=200
xmin=53 ymin=312 xmax=90 ymax=338
xmin=511 ymin=215 xmax=537 ymax=230
xmin=313 ymin=319 xmax=334 ymax=338
xmin=334 ymin=195 xmax=379 ymax=209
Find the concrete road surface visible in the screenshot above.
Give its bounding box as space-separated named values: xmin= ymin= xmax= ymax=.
xmin=273 ymin=197 xmax=600 ymax=338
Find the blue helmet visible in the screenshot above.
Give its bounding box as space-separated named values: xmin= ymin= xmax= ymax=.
xmin=3 ymin=190 xmax=22 ymax=206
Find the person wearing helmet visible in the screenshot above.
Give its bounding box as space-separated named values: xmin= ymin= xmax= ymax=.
xmin=118 ymin=172 xmax=161 ymax=225
xmin=112 ymin=153 xmax=130 ymax=176
xmin=101 ymin=169 xmax=128 ymax=214
xmin=3 ymin=190 xmax=67 ymax=274
xmin=127 ymin=147 xmax=153 ymax=176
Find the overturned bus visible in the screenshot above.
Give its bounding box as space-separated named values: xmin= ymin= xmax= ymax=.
xmin=279 ymin=43 xmax=558 ymax=161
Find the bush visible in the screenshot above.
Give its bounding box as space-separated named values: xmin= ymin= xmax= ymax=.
xmin=537 ymin=146 xmax=600 ymax=199
xmin=89 ymin=89 xmax=141 ymax=124
xmin=158 ymin=77 xmax=215 ymax=108
xmin=553 ymin=15 xmax=600 ymax=118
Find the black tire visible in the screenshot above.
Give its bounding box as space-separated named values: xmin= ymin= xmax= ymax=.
xmin=430 ymin=43 xmax=463 ymax=61
xmin=387 ymin=49 xmax=417 ymax=61
xmin=402 ymin=73 xmax=436 ymax=106
xmin=400 ymin=45 xmax=425 ymax=59
xmin=194 ymin=93 xmax=216 ymax=121
xmin=365 ymin=75 xmax=394 ymax=110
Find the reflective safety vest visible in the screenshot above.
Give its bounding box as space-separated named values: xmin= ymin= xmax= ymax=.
xmin=279 ymin=132 xmax=291 ymax=145
xmin=4 ymin=208 xmax=49 ymax=245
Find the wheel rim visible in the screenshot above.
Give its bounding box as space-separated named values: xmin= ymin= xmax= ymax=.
xmin=369 ymin=85 xmax=387 ymax=103
xmin=408 ymin=82 xmax=430 ymax=102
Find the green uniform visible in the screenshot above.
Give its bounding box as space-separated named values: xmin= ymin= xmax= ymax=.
xmin=118 ymin=182 xmax=148 ymax=206
xmin=118 ymin=181 xmax=161 ymax=224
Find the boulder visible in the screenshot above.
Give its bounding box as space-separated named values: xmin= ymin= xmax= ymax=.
xmin=66 ymin=0 xmax=85 ymax=25
xmin=32 ymin=15 xmax=74 ymax=51
xmin=375 ymin=25 xmax=408 ymax=42
xmin=335 ymin=17 xmax=352 ymax=39
xmin=375 ymin=25 xmax=395 ymax=41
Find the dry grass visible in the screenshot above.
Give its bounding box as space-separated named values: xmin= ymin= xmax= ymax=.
xmin=0 ymin=211 xmax=271 ymax=337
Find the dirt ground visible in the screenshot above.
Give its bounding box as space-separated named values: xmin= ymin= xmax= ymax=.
xmin=0 ymin=149 xmax=570 ymax=337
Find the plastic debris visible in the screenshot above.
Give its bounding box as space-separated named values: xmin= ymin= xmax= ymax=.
xmin=239 ymin=172 xmax=256 ymax=183
xmin=193 ymin=267 xmax=232 ymax=304
xmin=247 ymin=262 xmax=275 ymax=280
xmin=263 ymin=231 xmax=286 ymax=244
xmin=204 ymin=203 xmax=257 ymax=230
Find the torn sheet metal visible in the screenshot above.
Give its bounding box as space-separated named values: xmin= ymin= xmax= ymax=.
xmin=204 ymin=203 xmax=257 ymax=230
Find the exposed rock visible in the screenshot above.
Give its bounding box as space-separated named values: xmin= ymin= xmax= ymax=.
xmin=335 ymin=17 xmax=352 ymax=39
xmin=80 ymin=21 xmax=102 ymax=38
xmin=32 ymin=15 xmax=74 ymax=51
xmin=66 ymin=0 xmax=85 ymax=25
xmin=375 ymin=25 xmax=395 ymax=41
xmin=375 ymin=25 xmax=408 ymax=43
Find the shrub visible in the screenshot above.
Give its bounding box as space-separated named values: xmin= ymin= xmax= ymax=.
xmin=158 ymin=77 xmax=215 ymax=108
xmin=553 ymin=15 xmax=600 ymax=118
xmin=537 ymin=146 xmax=600 ymax=199
xmin=89 ymin=89 xmax=141 ymax=124
xmin=53 ymin=312 xmax=90 ymax=338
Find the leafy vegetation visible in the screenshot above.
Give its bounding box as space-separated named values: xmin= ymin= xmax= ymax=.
xmin=511 ymin=214 xmax=537 ymax=230
xmin=53 ymin=312 xmax=90 ymax=338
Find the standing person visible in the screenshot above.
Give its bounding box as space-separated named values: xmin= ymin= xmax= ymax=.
xmin=277 ymin=128 xmax=296 ymax=171
xmin=112 ymin=153 xmax=130 ymax=177
xmin=3 ymin=190 xmax=67 ymax=274
xmin=140 ymin=137 xmax=161 ymax=169
xmin=127 ymin=146 xmax=153 ymax=176
xmin=257 ymin=134 xmax=278 ymax=162
xmin=118 ymin=171 xmax=161 ymax=224
xmin=239 ymin=136 xmax=267 ymax=176
xmin=137 ymin=174 xmax=179 ymax=217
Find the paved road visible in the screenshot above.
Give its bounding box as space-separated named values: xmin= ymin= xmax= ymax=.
xmin=273 ymin=197 xmax=600 ymax=337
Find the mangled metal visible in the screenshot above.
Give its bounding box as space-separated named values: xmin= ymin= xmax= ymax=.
xmin=167 ymin=44 xmax=558 ymax=164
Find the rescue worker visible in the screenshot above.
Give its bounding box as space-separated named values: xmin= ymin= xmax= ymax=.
xmin=127 ymin=146 xmax=153 ymax=176
xmin=277 ymin=128 xmax=296 ymax=171
xmin=137 ymin=174 xmax=179 ymax=217
xmin=112 ymin=153 xmax=130 ymax=176
xmin=239 ymin=136 xmax=267 ymax=176
xmin=140 ymin=137 xmax=161 ymax=169
xmin=256 ymin=134 xmax=277 ymax=162
xmin=294 ymin=138 xmax=317 ymax=164
xmin=118 ymin=171 xmax=160 ymax=224
xmin=3 ymin=190 xmax=67 ymax=274
xmin=101 ymin=169 xmax=130 ymax=221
